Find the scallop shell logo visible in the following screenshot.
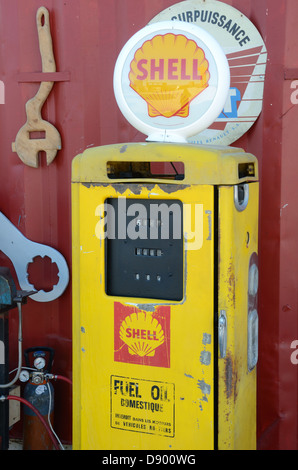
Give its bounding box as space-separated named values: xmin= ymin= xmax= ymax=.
xmin=119 ymin=311 xmax=165 ymax=357
xmin=129 ymin=33 xmax=210 ymax=118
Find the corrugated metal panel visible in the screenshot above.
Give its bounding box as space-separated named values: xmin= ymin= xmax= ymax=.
xmin=0 ymin=0 xmax=297 ymax=449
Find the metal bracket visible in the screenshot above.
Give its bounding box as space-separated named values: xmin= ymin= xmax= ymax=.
xmin=234 ymin=183 xmax=249 ymax=212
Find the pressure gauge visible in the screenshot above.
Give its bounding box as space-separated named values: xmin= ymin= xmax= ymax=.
xmin=33 ymin=356 xmax=46 ymax=370
xmin=19 ymin=370 xmax=30 ymax=382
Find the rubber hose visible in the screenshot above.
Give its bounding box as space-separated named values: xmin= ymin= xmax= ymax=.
xmin=5 ymin=395 xmax=60 ymax=450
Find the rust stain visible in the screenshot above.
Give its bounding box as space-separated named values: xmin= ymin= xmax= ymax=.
xmin=224 ymin=353 xmax=233 ymax=400
xmin=227 ymin=261 xmax=236 ymax=308
xmin=160 ymin=183 xmax=190 ymax=194
xmin=224 ymin=352 xmax=238 ymax=403
xmin=82 ymin=182 xmax=155 ymax=194
xmin=82 ymin=182 xmax=189 ymax=194
xmin=120 ymin=145 xmax=128 ymax=153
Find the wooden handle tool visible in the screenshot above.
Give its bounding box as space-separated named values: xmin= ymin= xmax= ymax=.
xmin=12 ymin=7 xmax=61 ymax=168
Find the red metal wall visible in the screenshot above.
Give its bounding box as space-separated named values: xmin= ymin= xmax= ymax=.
xmin=0 ymin=0 xmax=297 ymax=449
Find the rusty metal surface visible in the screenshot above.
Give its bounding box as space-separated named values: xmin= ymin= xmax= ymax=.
xmin=0 ymin=0 xmax=297 ymax=448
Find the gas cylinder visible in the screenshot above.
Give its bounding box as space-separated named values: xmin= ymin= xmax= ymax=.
xmin=22 ymin=347 xmax=55 ymax=450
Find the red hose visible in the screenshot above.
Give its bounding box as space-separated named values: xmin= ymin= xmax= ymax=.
xmin=5 ymin=395 xmax=60 ymax=450
xmin=53 ymin=375 xmax=72 ymax=385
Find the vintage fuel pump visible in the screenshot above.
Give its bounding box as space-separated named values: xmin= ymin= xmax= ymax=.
xmin=72 ymin=21 xmax=260 ymax=450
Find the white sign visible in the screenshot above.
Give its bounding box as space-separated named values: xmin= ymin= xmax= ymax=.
xmin=114 ymin=21 xmax=230 ymax=143
xmin=149 ymin=0 xmax=267 ymax=146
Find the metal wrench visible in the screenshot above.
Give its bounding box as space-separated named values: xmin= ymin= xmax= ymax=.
xmin=0 ymin=211 xmax=69 ymax=302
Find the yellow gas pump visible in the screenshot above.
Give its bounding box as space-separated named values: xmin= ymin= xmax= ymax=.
xmin=71 ymin=20 xmax=260 ymax=451
xmin=71 ymin=141 xmax=259 ymax=450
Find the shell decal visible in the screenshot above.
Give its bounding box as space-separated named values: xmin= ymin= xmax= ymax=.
xmin=129 ymin=33 xmax=210 ymax=118
xmin=119 ymin=311 xmax=164 ymax=357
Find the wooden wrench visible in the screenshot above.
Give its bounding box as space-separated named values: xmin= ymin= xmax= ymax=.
xmin=12 ymin=7 xmax=61 ymax=168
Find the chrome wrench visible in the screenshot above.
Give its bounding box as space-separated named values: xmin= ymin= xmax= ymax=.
xmin=0 ymin=211 xmax=69 ymax=302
